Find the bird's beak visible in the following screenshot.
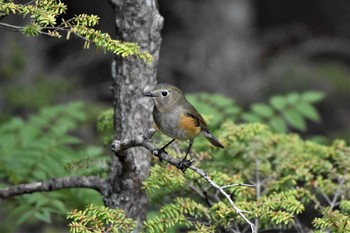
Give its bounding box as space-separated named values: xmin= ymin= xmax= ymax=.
xmin=143 ymin=92 xmax=155 ymax=97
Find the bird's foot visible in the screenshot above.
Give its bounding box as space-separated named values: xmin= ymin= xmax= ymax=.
xmin=154 ymin=147 xmax=168 ymax=163
xmin=176 ymin=159 xmax=193 ymax=173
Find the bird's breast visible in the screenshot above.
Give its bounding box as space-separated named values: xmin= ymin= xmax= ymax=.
xmin=153 ymin=108 xmax=200 ymax=140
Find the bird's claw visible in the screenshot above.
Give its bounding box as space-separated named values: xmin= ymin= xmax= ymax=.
xmin=155 ymin=148 xmax=168 ymax=163
xmin=176 ymin=159 xmax=193 ymax=173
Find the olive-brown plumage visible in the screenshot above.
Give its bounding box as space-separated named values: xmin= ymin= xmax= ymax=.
xmin=144 ymin=83 xmax=224 ymax=171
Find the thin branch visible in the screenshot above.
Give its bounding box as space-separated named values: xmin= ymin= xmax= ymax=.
xmin=191 ymin=179 xmax=219 ymax=207
xmin=254 ymin=159 xmax=261 ymax=233
xmin=24 ymin=0 xmax=37 ymax=6
xmin=111 ymin=129 xmax=256 ymax=233
xmin=330 ymin=172 xmax=348 ymax=210
xmin=0 ymin=176 xmax=107 ymax=199
xmin=189 ymin=184 xmax=206 ymax=199
xmin=190 ymin=165 xmax=255 ymax=232
xmin=0 ymin=22 xmax=89 ymax=42
xmin=0 ymin=22 xmax=23 ymax=32
xmin=316 ymin=170 xmax=348 ymax=231
xmin=221 ymin=184 xmax=257 ymax=189
xmin=293 ymin=216 xmax=306 ymax=233
xmin=319 ymin=189 xmax=332 ymax=206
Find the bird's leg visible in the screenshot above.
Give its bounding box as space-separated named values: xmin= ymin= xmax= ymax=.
xmin=156 ymin=139 xmax=175 ymax=162
xmin=177 ymin=139 xmax=193 ymax=173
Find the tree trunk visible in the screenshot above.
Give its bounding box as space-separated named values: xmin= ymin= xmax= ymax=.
xmin=107 ymin=0 xmax=163 ymax=228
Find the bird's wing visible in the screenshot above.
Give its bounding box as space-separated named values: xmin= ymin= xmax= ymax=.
xmin=184 ymin=104 xmax=208 ymax=131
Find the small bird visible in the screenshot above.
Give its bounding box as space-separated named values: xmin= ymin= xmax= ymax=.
xmin=144 ymin=83 xmax=224 ymax=172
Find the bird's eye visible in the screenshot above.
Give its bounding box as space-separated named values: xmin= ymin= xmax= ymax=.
xmin=161 ymin=90 xmax=169 ymax=97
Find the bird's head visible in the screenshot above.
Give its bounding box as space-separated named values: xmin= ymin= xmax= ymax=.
xmin=144 ymin=83 xmax=185 ymax=112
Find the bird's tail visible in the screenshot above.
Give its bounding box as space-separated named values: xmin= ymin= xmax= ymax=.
xmin=202 ymin=130 xmax=225 ymax=148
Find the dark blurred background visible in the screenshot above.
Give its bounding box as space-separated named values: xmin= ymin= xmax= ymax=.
xmin=1 ymin=0 xmax=349 ymax=140
xmin=0 ymin=1 xmax=349 ymax=232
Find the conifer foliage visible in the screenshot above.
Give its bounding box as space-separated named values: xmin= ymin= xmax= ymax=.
xmin=1 ymin=1 xmax=349 ymax=232
xmin=0 ymin=0 xmax=152 ymax=62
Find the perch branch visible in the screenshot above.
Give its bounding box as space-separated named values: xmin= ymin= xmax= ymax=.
xmin=111 ymin=128 xmax=256 ymax=233
xmin=0 ymin=176 xmax=107 ymax=199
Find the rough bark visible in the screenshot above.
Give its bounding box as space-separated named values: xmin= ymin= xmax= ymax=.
xmin=107 ymin=0 xmax=163 ymax=226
